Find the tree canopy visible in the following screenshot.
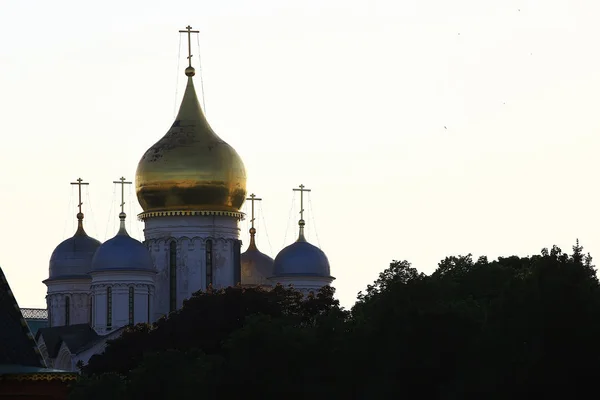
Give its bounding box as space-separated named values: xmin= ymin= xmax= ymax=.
xmin=70 ymin=242 xmax=600 ymax=399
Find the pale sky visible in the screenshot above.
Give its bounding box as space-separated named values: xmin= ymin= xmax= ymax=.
xmin=1 ymin=0 xmax=599 ymax=309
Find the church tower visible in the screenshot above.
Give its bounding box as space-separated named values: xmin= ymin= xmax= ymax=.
xmin=90 ymin=178 xmax=155 ymax=334
xmin=270 ymin=185 xmax=334 ymax=293
xmin=135 ymin=26 xmax=247 ymax=320
xmin=44 ymin=179 xmax=101 ymax=327
xmin=240 ymin=194 xmax=274 ymax=288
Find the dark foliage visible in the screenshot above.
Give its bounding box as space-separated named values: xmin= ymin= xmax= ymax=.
xmin=71 ymin=242 xmax=600 ymax=399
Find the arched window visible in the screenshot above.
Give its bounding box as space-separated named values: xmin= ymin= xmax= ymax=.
xmin=206 ymin=239 xmax=213 ymax=289
xmin=147 ymin=288 xmax=151 ymax=323
xmin=128 ymin=286 xmax=134 ymax=325
xmin=65 ymin=296 xmax=70 ymax=326
xmin=169 ymin=241 xmax=177 ymax=312
xmin=106 ymin=287 xmax=112 ymax=329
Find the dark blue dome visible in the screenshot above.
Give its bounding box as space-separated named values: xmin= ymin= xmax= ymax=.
xmin=273 ymin=238 xmax=331 ymax=278
xmin=91 ymin=227 xmax=153 ymax=272
xmin=49 ymin=225 xmax=101 ymax=280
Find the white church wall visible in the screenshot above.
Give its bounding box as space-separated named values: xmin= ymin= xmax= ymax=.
xmin=213 ymin=238 xmax=230 ymax=288
xmin=112 ymin=286 xmax=129 ymax=328
xmin=148 ymin=238 xmax=169 ymax=321
xmin=143 ymin=215 xmax=242 ymax=320
xmin=93 ymin=289 xmax=108 ymax=334
xmin=134 ymin=285 xmax=153 ymax=324
xmin=143 ymin=215 xmax=240 ymax=239
xmin=45 ymin=279 xmax=91 ymax=327
xmin=90 ymin=271 xmax=155 ymax=334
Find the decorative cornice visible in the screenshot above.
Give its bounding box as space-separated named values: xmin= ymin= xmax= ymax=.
xmin=0 ymin=373 xmax=78 ymax=382
xmin=47 ymin=292 xmax=89 ymax=299
xmin=138 ymin=210 xmax=245 ymax=221
xmin=91 ymin=283 xmax=153 ymax=290
xmin=145 ymin=236 xmax=238 ymax=249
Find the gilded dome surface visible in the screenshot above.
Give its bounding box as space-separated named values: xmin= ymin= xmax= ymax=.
xmin=136 ymin=76 xmax=247 ymax=214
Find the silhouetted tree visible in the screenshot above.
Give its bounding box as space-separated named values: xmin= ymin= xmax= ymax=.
xmin=71 ymin=242 xmax=600 ymax=400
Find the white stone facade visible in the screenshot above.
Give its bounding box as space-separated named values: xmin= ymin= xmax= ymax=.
xmin=45 ymin=279 xmax=92 ymax=327
xmin=142 ymin=214 xmax=242 ymax=320
xmin=90 ymin=271 xmax=155 ymax=334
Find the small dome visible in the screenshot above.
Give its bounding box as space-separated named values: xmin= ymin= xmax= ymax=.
xmin=49 ymin=220 xmax=101 ymax=280
xmin=91 ymin=218 xmax=153 ymax=272
xmin=241 ymin=229 xmax=274 ymax=286
xmin=273 ymin=238 xmax=331 ymax=278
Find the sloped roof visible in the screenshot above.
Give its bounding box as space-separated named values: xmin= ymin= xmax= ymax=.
xmin=36 ymin=323 xmax=100 ymax=358
xmin=0 ymin=266 xmax=46 ymax=368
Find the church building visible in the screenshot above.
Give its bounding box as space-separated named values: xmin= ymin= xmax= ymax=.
xmin=35 ymin=26 xmax=335 ymax=372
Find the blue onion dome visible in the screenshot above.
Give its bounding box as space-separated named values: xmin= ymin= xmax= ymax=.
xmin=241 ymin=227 xmax=274 ymax=286
xmin=272 ymin=219 xmax=332 ymax=278
xmin=48 ymin=212 xmax=101 ymax=280
xmin=91 ymin=213 xmax=154 ymax=272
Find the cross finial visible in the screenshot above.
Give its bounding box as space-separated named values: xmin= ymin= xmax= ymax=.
xmin=246 ymin=193 xmax=263 ymax=230
xmin=245 ymin=193 xmax=262 ymax=250
xmin=179 ymin=25 xmax=200 ymax=74
xmin=292 ymin=184 xmax=311 ymax=222
xmin=70 ymin=178 xmax=89 ymax=219
xmin=113 ymin=177 xmax=132 ymax=216
xmin=292 ymin=184 xmax=311 ymax=240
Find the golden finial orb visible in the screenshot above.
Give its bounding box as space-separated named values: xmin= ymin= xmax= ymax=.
xmin=185 ymin=66 xmax=195 ymax=77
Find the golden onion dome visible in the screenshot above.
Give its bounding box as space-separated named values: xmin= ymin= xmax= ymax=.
xmin=135 ymin=70 xmax=247 ymax=214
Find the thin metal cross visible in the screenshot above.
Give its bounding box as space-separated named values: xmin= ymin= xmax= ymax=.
xmin=70 ymin=178 xmax=89 ymax=215
xmin=246 ymin=193 xmax=263 ymax=229
xmin=178 ymin=25 xmax=200 ymax=68
xmin=113 ymin=177 xmax=132 ymax=214
xmin=292 ymin=184 xmax=311 ymax=221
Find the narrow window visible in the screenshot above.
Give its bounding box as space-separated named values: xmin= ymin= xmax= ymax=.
xmin=65 ymin=296 xmax=70 ymax=326
xmin=233 ymin=240 xmax=241 ymax=285
xmin=47 ymin=298 xmax=52 ymax=327
xmin=169 ymin=241 xmax=177 ymax=312
xmin=147 ymin=288 xmax=151 ymax=323
xmin=128 ymin=286 xmax=134 ymax=325
xmin=206 ymin=239 xmax=213 ymax=288
xmin=107 ymin=287 xmax=112 ymax=329
xmin=89 ymin=296 xmax=93 ymax=325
